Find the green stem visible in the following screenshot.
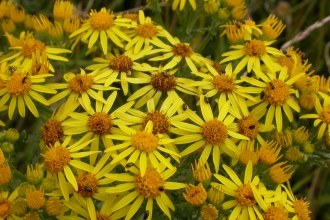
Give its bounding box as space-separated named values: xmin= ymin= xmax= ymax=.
xmin=13 ymin=169 xmax=27 ymax=182
xmin=150 ymin=0 xmax=164 ymax=27
xmin=196 ymin=20 xmax=220 ymax=54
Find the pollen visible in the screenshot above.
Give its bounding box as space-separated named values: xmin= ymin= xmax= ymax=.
xmin=150 ymin=72 xmax=177 ymax=92
xmin=269 ymin=162 xmax=293 ymax=184
xmin=183 ymin=183 xmax=207 ymax=206
xmin=87 ymin=112 xmax=113 ymax=135
xmin=131 ymin=131 xmax=159 ymax=153
xmin=285 ymin=147 xmax=300 ymax=162
xmin=259 ymin=141 xmax=282 ymax=165
xmin=87 ymin=213 xmax=111 ymax=220
xmin=277 ymin=56 xmax=294 ymax=73
xmin=320 ymin=109 xmax=330 ymax=124
xmin=239 ymin=143 xmax=259 ymax=166
xmin=135 ymin=23 xmax=158 ymax=38
xmin=41 ymin=119 xmax=64 ymax=146
xmin=42 ymin=145 xmax=71 ymax=174
xmin=200 ymin=204 xmax=219 ymax=220
xmin=45 ymin=197 xmax=63 ymax=216
xmin=172 ymin=43 xmax=193 ymax=57
xmin=7 ymin=73 xmax=31 ymax=97
xmin=201 ymin=119 xmax=228 ymax=145
xmin=0 ymin=162 xmax=11 ymax=186
xmin=142 ymin=111 xmax=170 ymax=134
xmin=264 ymin=79 xmax=290 ymax=106
xmin=109 ymin=55 xmax=133 ymax=72
xmin=243 ymin=39 xmax=267 ymax=57
xmin=0 ymin=196 xmax=11 ymax=219
xmin=235 ymin=184 xmax=256 ymax=207
xmin=68 ymin=74 xmax=94 ymax=94
xmin=76 ymin=172 xmax=98 ymax=198
xmin=238 ymin=116 xmax=259 ymax=140
xmin=89 ymin=8 xmax=114 ymax=31
xmin=212 ymin=75 xmax=236 ymax=93
xmin=25 ymin=186 xmax=45 ymax=210
xmin=21 ymin=36 xmax=46 ymax=58
xmin=134 ymin=167 xmax=165 ymax=199
xmin=263 ymin=205 xmax=289 ymax=220
xmin=293 ymin=198 xmax=311 ymax=220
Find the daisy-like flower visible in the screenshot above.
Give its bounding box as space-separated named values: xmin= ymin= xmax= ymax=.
xmin=48 ymin=68 xmax=117 ymax=110
xmin=0 ymin=71 xmax=56 ymax=119
xmin=280 ymin=183 xmax=312 ymax=220
xmin=220 ymin=38 xmax=283 ymax=73
xmin=41 ymin=136 xmax=100 ymax=201
xmin=85 ymin=49 xmax=157 ymax=96
xmin=0 ymin=189 xmax=21 ymax=220
xmin=69 ymin=7 xmax=131 ymax=55
xmin=213 ymin=161 xmax=268 ymax=220
xmin=1 ymin=32 xmax=71 ymax=71
xmin=62 ymin=91 xmax=134 ymax=165
xmin=173 ymin=96 xmax=249 ymax=173
xmin=187 ymin=63 xmax=256 ymax=106
xmin=241 ymin=67 xmax=304 ymax=132
xmin=124 ymin=10 xmax=167 ymax=54
xmin=260 ymin=14 xmax=286 ymax=40
xmin=147 ymin=31 xmax=210 ymax=72
xmin=300 ymin=96 xmax=330 ymax=139
xmin=105 ymin=120 xmax=180 ymax=177
xmin=60 ymin=194 xmax=131 ymax=220
xmin=105 ymin=164 xmax=185 ymax=220
xmin=127 ymin=64 xmax=198 ymax=108
xmin=171 ymin=0 xmax=196 ymax=11
xmin=115 ymin=97 xmax=186 ymax=162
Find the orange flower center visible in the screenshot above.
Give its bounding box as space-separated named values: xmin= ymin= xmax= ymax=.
xmin=109 ymin=55 xmax=133 ymax=72
xmin=25 ymin=187 xmax=45 ymax=210
xmin=131 ymin=131 xmax=159 ymax=153
xmin=320 ymin=108 xmax=330 ymax=124
xmin=238 ymin=116 xmax=259 ymax=140
xmin=134 ymin=167 xmax=165 ymax=199
xmin=21 ymin=38 xmax=46 ymax=58
xmin=41 ymin=119 xmax=64 ymax=146
xmin=243 ymin=39 xmax=266 ymax=57
xmin=42 ymin=145 xmax=71 ymax=174
xmin=293 ymin=198 xmax=311 ymax=220
xmin=150 ymin=72 xmax=177 ymax=92
xmin=201 ymin=119 xmax=228 ymax=145
xmin=7 ymin=73 xmax=31 ymax=97
xmin=87 ymin=112 xmax=113 ymax=135
xmin=142 ymin=111 xmax=170 ymax=135
xmin=0 ymin=197 xmax=12 ymax=219
xmin=76 ymin=173 xmax=98 ymax=197
xmin=172 ymin=43 xmax=193 ymax=57
xmin=236 ymin=184 xmax=256 ymax=207
xmin=135 ymin=23 xmax=158 ymax=38
xmin=277 ymin=56 xmax=294 ymax=73
xmin=212 ymin=75 xmax=236 ymax=93
xmin=89 ymin=9 xmax=114 ymax=31
xmin=263 ymin=205 xmax=289 ymax=220
xmin=0 ymin=163 xmax=12 ymax=186
xmin=68 ymin=74 xmax=94 ymax=94
xmin=264 ymin=79 xmax=290 ymax=106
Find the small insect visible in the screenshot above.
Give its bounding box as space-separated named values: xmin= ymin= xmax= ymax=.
xmin=144 ymin=210 xmax=149 ymax=220
xmin=282 ymin=50 xmax=287 ymax=55
xmin=182 ymin=103 xmax=187 ymax=111
xmin=249 ymin=125 xmax=255 ymax=129
xmin=84 ymin=186 xmax=92 ymax=193
xmin=204 ymin=96 xmax=209 ymax=104
xmin=161 ymin=71 xmax=168 ymax=77
xmin=301 ymin=53 xmax=306 ymax=59
xmin=235 ymin=22 xmax=241 ymax=28
xmin=8 ymin=66 xmax=16 ymax=73
xmin=245 ymin=40 xmax=250 ymax=43
xmin=17 ymin=5 xmax=23 ymax=11
xmin=159 ymin=186 xmax=164 ymax=191
xmin=260 ymin=91 xmax=264 ymax=99
xmin=240 ymin=20 xmax=246 ymax=24
xmin=125 ymin=162 xmax=134 ymax=168
xmin=22 ymin=76 xmax=27 ymax=84
xmin=269 ymin=82 xmax=275 ymax=89
xmin=126 ymin=70 xmax=131 ymax=76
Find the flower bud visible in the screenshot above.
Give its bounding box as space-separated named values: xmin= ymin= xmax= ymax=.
xmin=1 ymin=142 xmax=14 ymax=153
xmin=5 ymin=128 xmax=20 ymax=143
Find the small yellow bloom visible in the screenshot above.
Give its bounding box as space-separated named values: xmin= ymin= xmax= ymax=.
xmin=200 ymin=204 xmax=219 ymax=220
xmin=25 ymin=186 xmax=45 ymax=210
xmin=269 ymin=162 xmax=294 ymax=184
xmin=183 ymin=183 xmax=207 ymax=206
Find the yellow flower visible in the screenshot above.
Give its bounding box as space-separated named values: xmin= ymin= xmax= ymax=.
xmin=85 ymin=50 xmax=157 ymax=95
xmin=62 ymin=91 xmax=134 ymax=165
xmin=183 ymin=183 xmax=207 ymax=206
xmin=10 ymin=5 xmax=25 ymax=24
xmin=41 ymin=136 xmax=100 ymax=201
xmin=213 ymin=161 xmax=268 ymax=219
xmin=105 ymin=165 xmax=185 ymax=220
xmin=220 ymin=39 xmax=283 ymax=73
xmin=241 ymin=67 xmax=304 ymax=131
xmin=268 ymin=162 xmax=294 ymax=184
xmin=48 ymin=68 xmax=117 ymax=109
xmin=148 ymin=31 xmax=210 ymax=72
xmin=260 ymin=14 xmax=286 ymax=40
xmin=300 ymin=96 xmax=330 ymax=139
xmin=200 ymin=204 xmax=219 ymax=220
xmin=172 ymin=0 xmax=197 ymax=11
xmin=69 ymin=7 xmax=131 ymax=55
xmin=0 ymin=189 xmax=21 ymax=220
xmin=127 ymin=64 xmax=197 ymax=108
xmin=53 ymin=0 xmax=73 ymax=21
xmin=0 ymin=72 xmax=56 ymax=119
xmin=174 ymin=96 xmax=249 ymax=173
xmin=220 ymin=19 xmax=263 ymax=42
